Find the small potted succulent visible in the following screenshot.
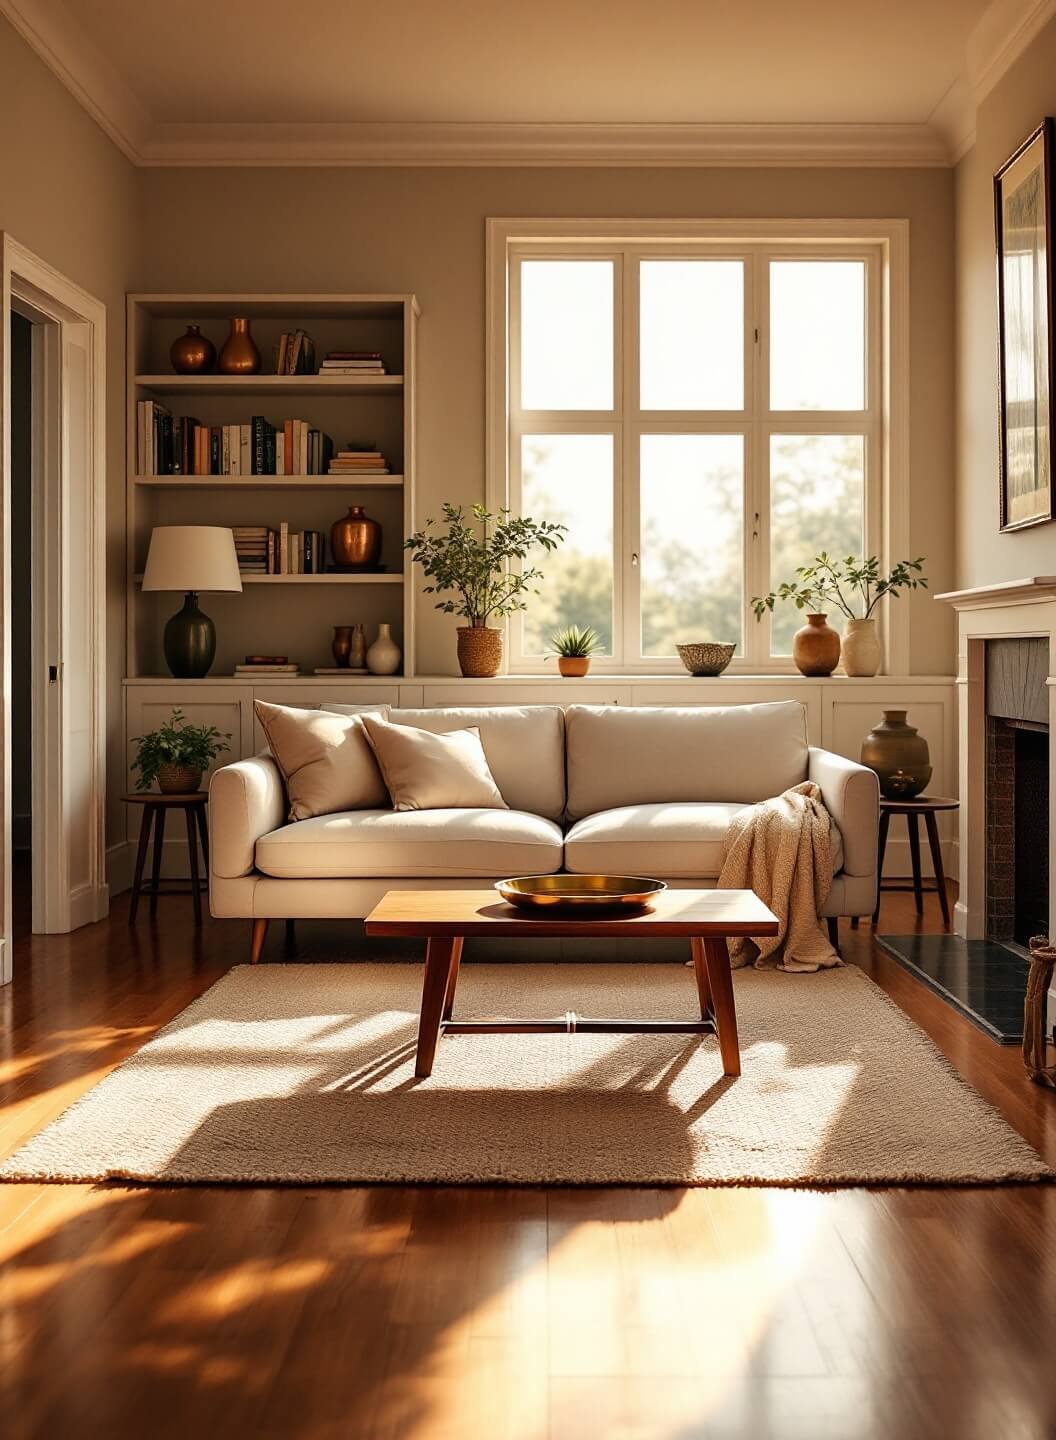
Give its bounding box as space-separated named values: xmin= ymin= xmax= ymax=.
xmin=131 ymin=708 xmax=230 ymax=794
xmin=548 ymin=624 xmax=603 ymax=677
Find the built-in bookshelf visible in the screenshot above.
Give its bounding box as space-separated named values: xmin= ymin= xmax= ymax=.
xmin=126 ymin=293 xmax=418 ymax=680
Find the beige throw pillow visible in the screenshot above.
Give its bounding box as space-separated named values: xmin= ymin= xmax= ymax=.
xmin=360 ymin=714 xmax=508 ymax=812
xmin=255 ymin=700 xmax=389 ymax=821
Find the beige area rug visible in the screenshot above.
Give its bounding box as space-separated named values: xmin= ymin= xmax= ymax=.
xmin=2 ymin=963 xmax=1051 ymax=1187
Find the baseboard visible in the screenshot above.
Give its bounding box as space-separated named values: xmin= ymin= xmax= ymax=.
xmin=107 ymin=840 xmax=132 ymax=897
xmin=882 ymin=836 xmax=958 ymax=880
xmin=69 ymin=883 xmax=109 ymax=929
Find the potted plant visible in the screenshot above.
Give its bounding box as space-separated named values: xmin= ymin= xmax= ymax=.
xmin=405 ymin=503 xmax=565 ymax=677
xmin=131 ymin=708 xmax=231 ymax=794
xmin=548 ymin=624 xmax=603 ymax=677
xmin=752 ymin=554 xmax=927 ymax=677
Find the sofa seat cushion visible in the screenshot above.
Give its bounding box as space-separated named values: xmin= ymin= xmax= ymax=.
xmin=255 ymin=808 xmax=563 ymax=879
xmin=564 ymin=802 xmax=844 ymax=880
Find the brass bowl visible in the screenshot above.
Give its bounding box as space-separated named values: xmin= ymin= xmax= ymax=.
xmin=496 ymin=874 xmax=667 ymax=912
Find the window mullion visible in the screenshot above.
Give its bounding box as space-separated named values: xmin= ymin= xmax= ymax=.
xmin=745 ymin=249 xmax=769 ymax=670
xmin=622 ymin=250 xmax=640 ymax=667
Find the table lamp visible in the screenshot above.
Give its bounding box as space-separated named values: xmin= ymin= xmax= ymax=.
xmin=142 ymin=526 xmax=243 ymax=677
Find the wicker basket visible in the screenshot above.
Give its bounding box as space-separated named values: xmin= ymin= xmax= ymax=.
xmin=157 ymin=763 xmax=204 ymax=795
xmin=456 ymin=625 xmax=503 ymax=678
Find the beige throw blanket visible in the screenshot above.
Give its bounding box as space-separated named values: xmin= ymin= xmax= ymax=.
xmin=719 ymin=781 xmax=840 ymax=973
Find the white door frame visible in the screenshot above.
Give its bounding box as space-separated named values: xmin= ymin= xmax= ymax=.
xmin=0 ymin=235 xmax=107 ymax=977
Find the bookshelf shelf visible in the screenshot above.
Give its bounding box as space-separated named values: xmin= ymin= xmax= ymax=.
xmin=134 ymin=572 xmax=404 ymax=586
xmin=134 ymin=475 xmax=405 ymax=491
xmin=134 ymin=373 xmax=404 ymax=396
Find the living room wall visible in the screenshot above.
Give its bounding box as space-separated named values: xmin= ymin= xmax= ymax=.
xmin=136 ymin=164 xmax=956 ymax=676
xmin=954 ymin=13 xmax=1056 ymax=589
xmin=0 ymin=17 xmax=138 ymax=860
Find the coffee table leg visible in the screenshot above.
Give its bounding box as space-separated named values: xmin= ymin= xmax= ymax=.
xmin=702 ymin=936 xmax=741 ymax=1078
xmin=690 ymin=937 xmax=713 ymax=1021
xmin=416 ymin=936 xmax=459 ymax=1078
xmin=442 ymin=937 xmax=463 ymax=1021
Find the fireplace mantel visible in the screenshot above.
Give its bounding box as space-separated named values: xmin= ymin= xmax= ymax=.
xmin=937 ymin=577 xmax=1056 ymax=610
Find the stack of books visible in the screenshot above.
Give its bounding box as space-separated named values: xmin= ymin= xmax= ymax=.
xmin=280 ymin=419 xmax=334 ymax=476
xmin=233 ymin=656 xmax=300 ymax=677
xmin=320 ymin=351 xmax=387 ymax=376
xmin=274 ymin=331 xmax=316 ymax=375
xmin=232 ymin=526 xmax=270 ymax=575
xmin=135 ymin=408 xmax=334 ymax=476
xmin=327 ymin=445 xmax=390 ymax=477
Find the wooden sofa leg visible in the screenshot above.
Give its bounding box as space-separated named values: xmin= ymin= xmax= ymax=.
xmin=250 ymin=919 xmax=270 ymax=964
xmin=826 ymin=916 xmax=840 ymax=955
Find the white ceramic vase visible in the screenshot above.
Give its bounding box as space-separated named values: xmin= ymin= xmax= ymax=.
xmin=366 ymin=622 xmax=401 ymax=675
xmin=841 ymin=618 xmax=882 ymax=677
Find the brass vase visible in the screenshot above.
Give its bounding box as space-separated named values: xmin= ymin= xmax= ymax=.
xmin=792 ymin=613 xmax=841 ymax=677
xmin=861 ymin=709 xmax=932 ymax=799
xmin=332 ymin=625 xmax=353 ymax=667
xmin=330 ymin=505 xmax=381 ymax=569
xmin=170 ymin=324 xmax=215 ymax=374
xmin=218 ymin=317 xmax=261 ymax=375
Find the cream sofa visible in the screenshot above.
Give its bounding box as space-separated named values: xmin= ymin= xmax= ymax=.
xmin=208 ymin=700 xmax=879 ymax=954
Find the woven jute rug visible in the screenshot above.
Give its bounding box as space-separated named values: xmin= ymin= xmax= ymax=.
xmin=2 ymin=963 xmax=1050 ymax=1187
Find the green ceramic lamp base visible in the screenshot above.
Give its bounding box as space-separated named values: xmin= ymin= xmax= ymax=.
xmin=164 ymin=592 xmax=216 ymax=678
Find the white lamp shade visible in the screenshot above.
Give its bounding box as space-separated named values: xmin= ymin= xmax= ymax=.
xmin=142 ymin=526 xmax=243 ymax=593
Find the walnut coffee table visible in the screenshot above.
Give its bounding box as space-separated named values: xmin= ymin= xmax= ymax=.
xmin=364 ymin=888 xmax=779 ymax=1079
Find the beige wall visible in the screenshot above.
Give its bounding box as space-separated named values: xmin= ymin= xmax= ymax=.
xmin=954 ymin=14 xmax=1056 ymax=588
xmin=137 ymin=165 xmax=956 ymax=675
xmin=0 ymin=18 xmax=138 ymax=852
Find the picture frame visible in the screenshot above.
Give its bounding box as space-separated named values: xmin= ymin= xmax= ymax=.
xmin=994 ymin=117 xmax=1056 ymax=531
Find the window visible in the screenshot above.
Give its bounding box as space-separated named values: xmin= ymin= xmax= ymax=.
xmin=492 ymin=222 xmax=899 ymax=673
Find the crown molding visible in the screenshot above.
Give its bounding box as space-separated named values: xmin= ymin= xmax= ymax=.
xmin=138 ymin=120 xmax=949 ymax=168
xmin=966 ymin=0 xmax=1056 ymax=104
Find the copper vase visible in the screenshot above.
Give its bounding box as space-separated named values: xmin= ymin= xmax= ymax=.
xmin=330 ymin=505 xmax=381 ymax=569
xmin=792 ymin=613 xmax=841 ymax=677
xmin=170 ymin=324 xmax=215 ymax=374
xmin=861 ymin=710 xmax=932 ymax=799
xmin=332 ymin=625 xmax=353 ymax=667
xmin=218 ymin=317 xmax=261 ymax=375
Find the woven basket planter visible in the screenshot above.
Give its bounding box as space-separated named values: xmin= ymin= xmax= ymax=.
xmin=157 ymin=763 xmax=204 ymax=795
xmin=456 ymin=625 xmax=503 ymax=678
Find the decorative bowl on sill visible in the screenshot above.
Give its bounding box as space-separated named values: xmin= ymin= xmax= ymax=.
xmin=676 ymin=642 xmax=736 ymax=677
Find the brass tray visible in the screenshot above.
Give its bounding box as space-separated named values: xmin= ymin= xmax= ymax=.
xmin=495 ymin=874 xmax=667 ymax=912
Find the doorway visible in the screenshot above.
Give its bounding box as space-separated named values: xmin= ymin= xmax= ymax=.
xmin=1 ymin=237 xmax=108 ymax=983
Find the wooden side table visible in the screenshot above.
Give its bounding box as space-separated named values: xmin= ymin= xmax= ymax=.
xmin=872 ymin=795 xmax=958 ymax=928
xmin=122 ymin=792 xmax=209 ymax=927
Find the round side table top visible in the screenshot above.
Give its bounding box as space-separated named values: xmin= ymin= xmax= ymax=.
xmin=878 ymin=795 xmax=959 ymax=813
xmin=121 ymin=792 xmax=208 ymax=805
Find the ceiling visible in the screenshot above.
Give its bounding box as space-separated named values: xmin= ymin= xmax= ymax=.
xmin=1 ymin=0 xmax=1050 ymax=164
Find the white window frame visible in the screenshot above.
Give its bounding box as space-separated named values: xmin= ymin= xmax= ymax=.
xmin=486 ymin=217 xmax=910 ymax=675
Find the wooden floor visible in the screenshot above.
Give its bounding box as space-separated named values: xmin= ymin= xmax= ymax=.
xmin=1 ymin=888 xmax=1055 ymax=1440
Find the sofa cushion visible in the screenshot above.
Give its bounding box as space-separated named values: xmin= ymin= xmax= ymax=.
xmin=387 ymin=706 xmax=565 ymax=821
xmin=564 ymin=801 xmax=844 ymax=879
xmin=564 ymin=701 xmax=809 ymax=819
xmin=255 ymin=808 xmax=563 ymax=879
xmin=254 ymin=700 xmax=389 ymax=821
xmin=361 ymin=715 xmax=508 ymax=811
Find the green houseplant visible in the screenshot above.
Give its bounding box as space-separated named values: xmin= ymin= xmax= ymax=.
xmin=548 ymin=624 xmax=603 ymax=678
xmin=131 ymin=708 xmax=230 ymax=794
xmin=752 ymin=554 xmax=927 ymax=676
xmin=405 ymin=503 xmax=565 ymax=676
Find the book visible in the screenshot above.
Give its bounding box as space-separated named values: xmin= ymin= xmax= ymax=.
xmin=314 ymin=667 xmax=368 ymax=675
xmin=279 ymin=520 xmax=289 ymax=575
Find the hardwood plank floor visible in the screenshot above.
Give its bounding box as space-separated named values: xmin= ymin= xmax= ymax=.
xmin=0 ymin=889 xmax=1054 ymax=1439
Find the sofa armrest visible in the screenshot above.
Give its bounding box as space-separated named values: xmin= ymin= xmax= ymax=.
xmin=209 ymin=755 xmax=285 ymax=879
xmin=808 ymin=746 xmax=879 ymax=877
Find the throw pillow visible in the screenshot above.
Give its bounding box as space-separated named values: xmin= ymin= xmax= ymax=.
xmin=360 ymin=714 xmax=508 ymax=812
xmin=255 ymin=700 xmax=389 ymax=821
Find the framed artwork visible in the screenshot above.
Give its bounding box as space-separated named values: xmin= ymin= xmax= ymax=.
xmin=995 ymin=117 xmax=1056 ymax=531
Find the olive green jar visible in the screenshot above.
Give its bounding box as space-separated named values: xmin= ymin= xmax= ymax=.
xmin=861 ymin=709 xmax=932 ymax=799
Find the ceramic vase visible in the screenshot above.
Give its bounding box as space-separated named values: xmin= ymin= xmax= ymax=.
xmin=842 ymin=617 xmax=882 ymax=677
xmin=170 ymin=324 xmax=215 ymax=374
xmin=457 ymin=625 xmax=502 ymax=678
xmin=366 ymin=623 xmax=401 ymax=675
xmin=332 ymin=625 xmax=352 ymax=667
xmin=218 ymin=317 xmax=261 ymax=375
xmin=330 ymin=505 xmax=381 ymax=569
xmin=861 ymin=710 xmax=932 ymax=799
xmin=792 ymin=613 xmax=840 ymax=677
xmin=350 ymin=624 xmax=367 ymax=669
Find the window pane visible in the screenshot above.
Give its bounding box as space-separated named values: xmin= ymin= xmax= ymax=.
xmin=520 ymin=261 xmax=613 ymax=410
xmin=521 ymin=434 xmax=614 ymax=654
xmin=770 ymin=261 xmax=865 ymax=410
xmin=640 ymin=434 xmax=743 ymax=657
xmin=769 ymin=434 xmax=865 ymax=654
xmin=640 ymin=260 xmax=744 ymax=410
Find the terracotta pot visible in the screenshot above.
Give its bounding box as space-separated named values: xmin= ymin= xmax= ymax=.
xmin=157 ymin=763 xmax=203 ymax=795
xmin=861 ymin=709 xmax=932 ymax=799
xmin=792 ymin=613 xmax=841 ymax=677
xmin=366 ymin=623 xmax=401 ymax=675
xmin=558 ymin=656 xmax=590 ymax=677
xmin=332 ymin=625 xmax=352 ymax=667
xmin=457 ymin=625 xmax=502 ymax=678
xmin=842 ymin=617 xmax=882 ymax=677
xmin=330 ymin=505 xmax=382 ymax=569
xmin=218 ymin=316 xmax=261 ymax=375
xmin=170 ymin=324 xmax=215 ymax=375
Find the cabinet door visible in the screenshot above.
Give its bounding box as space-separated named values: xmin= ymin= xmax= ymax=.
xmin=125 ymin=686 xmax=249 ymax=838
